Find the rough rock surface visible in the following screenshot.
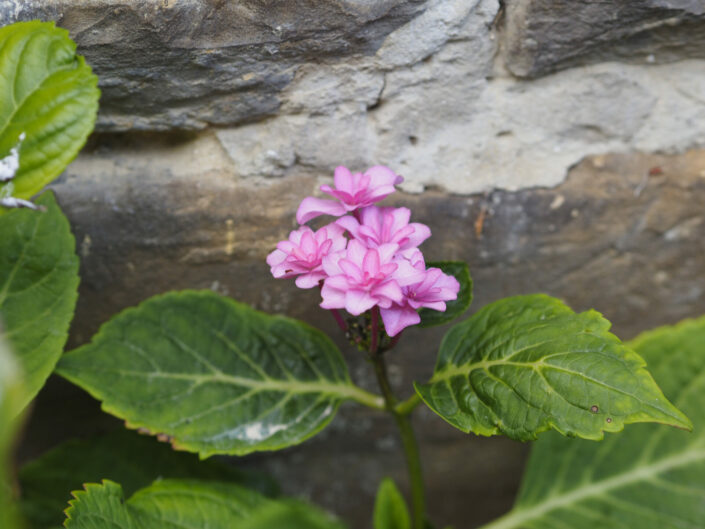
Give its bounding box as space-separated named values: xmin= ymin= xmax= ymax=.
xmin=3 ymin=0 xmax=705 ymax=195
xmin=217 ymin=59 xmax=705 ymax=195
xmin=18 ymin=135 xmax=705 ymax=528
xmin=0 ymin=0 xmax=427 ymax=130
xmin=502 ymin=0 xmax=705 ymax=77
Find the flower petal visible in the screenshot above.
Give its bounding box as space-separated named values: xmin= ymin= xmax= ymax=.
xmin=390 ymin=207 xmax=411 ymax=230
xmin=345 ymin=289 xmax=378 ymax=315
xmin=300 ymin=230 xmax=317 ymax=255
xmin=325 ymin=274 xmax=351 ymax=290
xmin=320 ymin=283 xmax=346 ymax=309
xmin=333 ymin=165 xmax=355 ymax=192
xmin=276 ymin=240 xmax=296 ymax=253
xmin=405 ymin=223 xmax=432 ymax=249
xmin=365 ymin=184 xmax=398 ymax=203
xmin=297 ymin=197 xmax=347 ymax=224
xmin=322 ymin=250 xmax=345 ymax=277
xmin=418 ymin=268 xmax=444 ymax=292
xmin=373 ymin=280 xmax=403 ymax=304
xmin=417 ymin=300 xmax=446 ymax=311
xmin=266 ymin=249 xmax=287 ymax=268
xmin=376 ymin=242 xmax=400 ymax=264
xmin=365 ymin=165 xmax=403 ymax=187
xmin=359 ymin=205 xmax=383 ymax=228
xmin=363 ymin=249 xmax=381 ymax=277
xmin=380 ymin=305 xmax=420 ymax=337
xmin=335 ymin=215 xmax=361 ymax=239
xmin=271 ymin=262 xmax=301 ymax=278
xmin=295 ymin=272 xmax=326 ymax=289
xmin=346 ymin=239 xmax=368 ymax=266
xmin=394 ymin=258 xmax=427 ymax=287
xmin=339 ymin=258 xmax=363 ymax=282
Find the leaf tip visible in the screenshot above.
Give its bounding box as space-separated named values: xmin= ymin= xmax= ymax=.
xmin=667 ymin=412 xmax=694 ymax=433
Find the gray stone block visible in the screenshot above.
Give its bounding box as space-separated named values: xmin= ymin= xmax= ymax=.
xmin=0 ymin=0 xmax=427 ymax=130
xmin=502 ymin=0 xmax=705 ymax=77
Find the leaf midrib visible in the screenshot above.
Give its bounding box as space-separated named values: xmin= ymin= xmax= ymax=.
xmin=479 ymin=447 xmax=705 ymax=529
xmin=0 ymin=31 xmax=75 ymax=139
xmin=429 ymin=356 xmax=671 ymax=417
xmin=59 ymin=365 xmax=384 ymax=408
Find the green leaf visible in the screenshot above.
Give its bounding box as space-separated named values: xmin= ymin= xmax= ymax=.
xmin=374 ymin=478 xmax=411 ymax=529
xmin=239 ymin=501 xmax=347 ymax=529
xmin=64 ymin=480 xmax=344 ymax=529
xmin=57 ymin=290 xmax=381 ymax=457
xmin=64 ymin=479 xmax=270 ymax=529
xmin=0 ymin=192 xmax=79 ymax=412
xmin=0 ymin=337 xmax=25 ymax=529
xmin=0 ymin=21 xmax=99 ymax=206
xmin=416 ymin=294 xmax=691 ymax=441
xmin=19 ymin=430 xmax=279 ymax=529
xmin=64 ymin=481 xmax=135 ymax=529
xmin=418 ymin=261 xmax=472 ymax=328
xmin=478 ymin=315 xmax=705 ymax=529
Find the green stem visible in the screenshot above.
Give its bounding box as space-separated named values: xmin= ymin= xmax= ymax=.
xmin=395 ymin=393 xmax=422 ymax=416
xmin=371 ymin=353 xmax=427 ymax=529
xmin=395 ymin=409 xmax=426 ymax=529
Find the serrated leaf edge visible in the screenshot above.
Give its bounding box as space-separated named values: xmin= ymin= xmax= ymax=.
xmin=1 ymin=191 xmax=80 ymax=413
xmin=415 ymin=296 xmax=692 ymax=441
xmin=56 ymin=290 xmax=383 ymax=457
xmin=63 ymin=480 xmax=124 ymax=528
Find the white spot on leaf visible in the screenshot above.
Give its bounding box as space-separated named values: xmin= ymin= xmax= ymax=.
xmin=0 ymin=133 xmax=24 ymax=182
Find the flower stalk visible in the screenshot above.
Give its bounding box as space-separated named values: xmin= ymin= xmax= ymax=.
xmin=370 ymin=306 xmax=380 ymax=354
xmin=329 ymin=308 xmax=348 ymax=332
xmin=370 ymin=344 xmax=427 ymax=529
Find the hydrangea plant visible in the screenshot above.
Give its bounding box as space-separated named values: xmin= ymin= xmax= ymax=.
xmin=1 ymin=20 xmax=704 ymax=529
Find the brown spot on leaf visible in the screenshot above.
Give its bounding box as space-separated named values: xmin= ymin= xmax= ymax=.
xmin=606 ymin=417 xmax=613 ymax=423
xmin=590 ymin=405 xmax=599 ymax=413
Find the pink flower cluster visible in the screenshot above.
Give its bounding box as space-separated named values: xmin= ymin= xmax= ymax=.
xmin=267 ymin=165 xmax=459 ymax=336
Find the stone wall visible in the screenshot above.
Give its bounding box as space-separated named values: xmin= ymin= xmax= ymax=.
xmin=3 ymin=1 xmax=705 ymax=528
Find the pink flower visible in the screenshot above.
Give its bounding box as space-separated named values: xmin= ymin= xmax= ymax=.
xmin=267 ymin=224 xmax=347 ymax=288
xmin=336 ymin=206 xmax=431 ymax=254
xmin=296 ymin=165 xmax=403 ymax=224
xmin=380 ymin=251 xmax=460 ymax=336
xmin=320 ymin=240 xmax=423 ymax=315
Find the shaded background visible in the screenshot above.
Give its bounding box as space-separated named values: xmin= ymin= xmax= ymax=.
xmin=3 ymin=1 xmax=705 ymax=528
